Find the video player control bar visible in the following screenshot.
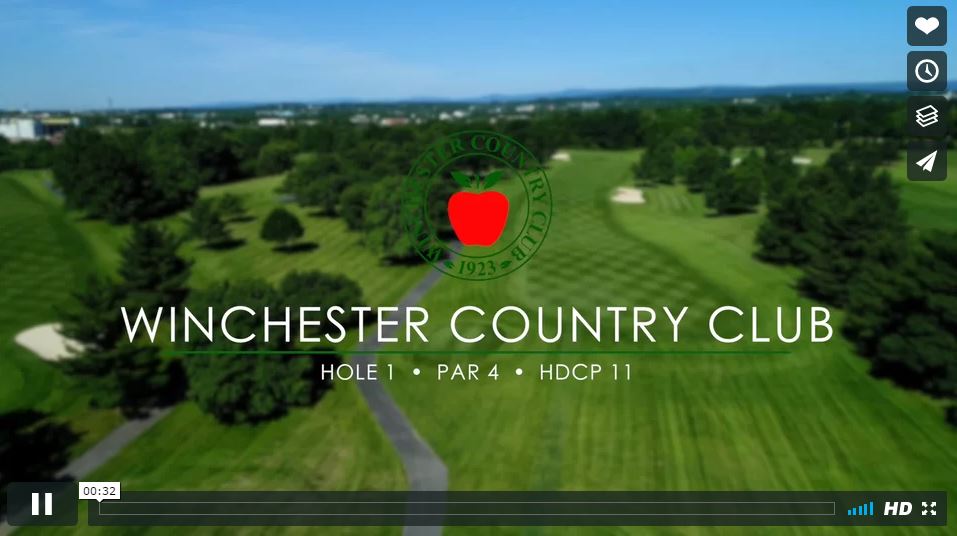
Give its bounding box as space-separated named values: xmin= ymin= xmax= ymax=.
xmin=80 ymin=491 xmax=946 ymax=526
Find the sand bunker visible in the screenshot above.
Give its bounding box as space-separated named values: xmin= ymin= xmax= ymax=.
xmin=611 ymin=186 xmax=646 ymax=204
xmin=14 ymin=323 xmax=82 ymax=362
xmin=551 ymin=151 xmax=571 ymax=162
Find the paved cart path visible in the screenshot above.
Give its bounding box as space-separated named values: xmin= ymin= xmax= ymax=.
xmin=355 ymin=268 xmax=448 ymax=536
xmin=2 ymin=269 xmax=448 ymax=536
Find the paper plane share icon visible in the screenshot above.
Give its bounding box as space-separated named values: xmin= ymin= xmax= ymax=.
xmin=915 ymin=104 xmax=939 ymax=127
xmin=916 ymin=150 xmax=938 ymax=172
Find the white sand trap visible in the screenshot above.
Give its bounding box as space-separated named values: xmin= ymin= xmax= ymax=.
xmin=791 ymin=156 xmax=812 ymax=166
xmin=611 ymin=186 xmax=646 ymax=204
xmin=14 ymin=323 xmax=83 ymax=362
xmin=551 ymin=151 xmax=571 ymax=162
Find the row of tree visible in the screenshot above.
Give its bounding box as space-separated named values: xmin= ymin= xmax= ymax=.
xmin=633 ymin=142 xmax=796 ymax=215
xmin=59 ymin=223 xmax=361 ymax=423
xmin=0 ymin=136 xmax=54 ymax=171
xmin=44 ymin=96 xmax=915 ymax=225
xmin=49 ymin=123 xmax=307 ymax=223
xmin=754 ymin=144 xmax=956 ymax=423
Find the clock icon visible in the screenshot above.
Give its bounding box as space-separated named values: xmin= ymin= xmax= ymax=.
xmin=915 ymin=59 xmax=940 ymax=84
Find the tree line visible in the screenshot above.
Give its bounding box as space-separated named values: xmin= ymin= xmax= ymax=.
xmin=36 ymin=95 xmax=955 ymax=425
xmin=632 ymin=130 xmax=954 ymax=425
xmin=59 ymin=222 xmax=362 ymax=423
xmin=754 ymin=145 xmax=956 ymax=424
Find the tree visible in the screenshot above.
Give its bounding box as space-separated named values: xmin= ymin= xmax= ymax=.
xmin=59 ymin=277 xmax=172 ymax=414
xmin=226 ymin=128 xmax=271 ymax=177
xmin=256 ymin=140 xmax=298 ymax=176
xmin=216 ymin=193 xmax=248 ymax=222
xmin=762 ymin=148 xmax=798 ymax=201
xmin=755 ymin=184 xmax=811 ymax=264
xmin=0 ymin=136 xmax=15 ymax=171
xmin=187 ymin=199 xmax=233 ymax=247
xmin=191 ymin=129 xmax=242 ymax=184
xmin=1 ymin=410 xmax=78 ymax=490
xmin=634 ymin=142 xmax=676 ymax=185
xmin=340 ymin=183 xmax=370 ymax=231
xmin=685 ymin=145 xmax=728 ymax=193
xmin=279 ymin=270 xmax=364 ymax=331
xmin=183 ymin=279 xmax=329 ymax=423
xmin=282 ymin=154 xmax=351 ymax=215
xmin=52 ymin=128 xmax=200 ymax=223
xmin=143 ymin=127 xmax=203 ymax=209
xmin=798 ymin=156 xmax=908 ymax=306
xmin=260 ymin=207 xmax=305 ymax=249
xmin=846 ymin=231 xmax=957 ymax=397
xmin=363 ymin=176 xmax=419 ymax=262
xmin=119 ymin=223 xmax=191 ymax=310
xmin=705 ymin=151 xmax=762 ymax=215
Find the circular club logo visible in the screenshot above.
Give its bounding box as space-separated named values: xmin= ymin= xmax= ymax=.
xmin=402 ymin=131 xmax=552 ymax=280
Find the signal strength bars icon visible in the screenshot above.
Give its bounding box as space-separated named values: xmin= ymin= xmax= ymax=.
xmin=847 ymin=501 xmax=874 ymax=516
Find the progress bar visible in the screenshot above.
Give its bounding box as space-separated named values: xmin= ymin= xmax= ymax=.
xmin=87 ymin=491 xmax=947 ymax=526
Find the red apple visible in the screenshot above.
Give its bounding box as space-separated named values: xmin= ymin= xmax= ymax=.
xmin=447 ymin=191 xmax=510 ymax=246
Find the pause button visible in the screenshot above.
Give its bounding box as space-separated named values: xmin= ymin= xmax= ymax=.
xmin=6 ymin=482 xmax=77 ymax=526
xmin=31 ymin=492 xmax=53 ymax=516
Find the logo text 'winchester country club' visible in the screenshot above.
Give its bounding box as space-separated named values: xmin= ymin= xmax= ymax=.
xmin=402 ymin=131 xmax=552 ymax=280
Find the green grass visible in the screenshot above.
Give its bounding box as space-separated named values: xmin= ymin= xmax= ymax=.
xmin=883 ymin=149 xmax=957 ymax=232
xmin=10 ymin=170 xmax=425 ymax=536
xmin=38 ymin=389 xmax=405 ymax=536
xmin=380 ymin=149 xmax=957 ymax=536
xmin=0 ymin=171 xmax=122 ymax=455
xmin=8 ymin=145 xmax=957 ymax=536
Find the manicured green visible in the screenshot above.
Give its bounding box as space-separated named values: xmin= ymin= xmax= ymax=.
xmin=382 ymin=149 xmax=957 ymax=535
xmin=9 ymin=145 xmax=957 ymax=536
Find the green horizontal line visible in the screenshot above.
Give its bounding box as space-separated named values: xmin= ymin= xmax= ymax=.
xmin=162 ymin=349 xmax=790 ymax=356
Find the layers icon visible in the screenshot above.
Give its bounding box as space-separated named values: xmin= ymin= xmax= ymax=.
xmin=915 ymin=104 xmax=939 ymax=128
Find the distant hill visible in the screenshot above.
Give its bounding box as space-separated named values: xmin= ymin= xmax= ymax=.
xmin=468 ymin=82 xmax=907 ymax=103
xmin=189 ymin=81 xmax=909 ymax=110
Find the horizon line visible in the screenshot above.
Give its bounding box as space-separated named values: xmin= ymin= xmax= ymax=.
xmin=0 ymin=80 xmax=913 ymax=114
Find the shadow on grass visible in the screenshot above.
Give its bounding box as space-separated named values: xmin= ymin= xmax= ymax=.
xmin=704 ymin=208 xmax=758 ymax=218
xmin=274 ymin=241 xmax=319 ymax=253
xmin=379 ymin=255 xmax=428 ymax=267
xmin=307 ymin=209 xmax=335 ymax=218
xmin=225 ymin=215 xmax=256 ymax=224
xmin=203 ymin=238 xmax=247 ymax=251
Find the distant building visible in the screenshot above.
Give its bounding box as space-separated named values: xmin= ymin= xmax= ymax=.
xmin=39 ymin=117 xmax=79 ymax=139
xmin=350 ymin=114 xmax=371 ymax=125
xmin=379 ymin=117 xmax=409 ymax=127
xmin=733 ymin=97 xmax=757 ymax=105
xmin=0 ymin=116 xmax=80 ymax=141
xmin=579 ymin=101 xmax=601 ymax=111
xmin=257 ymin=117 xmax=288 ymax=127
xmin=0 ymin=118 xmax=42 ymax=141
xmin=515 ymin=104 xmax=536 ymax=113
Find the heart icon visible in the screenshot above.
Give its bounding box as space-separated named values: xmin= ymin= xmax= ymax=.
xmin=915 ymin=16 xmax=940 ymax=35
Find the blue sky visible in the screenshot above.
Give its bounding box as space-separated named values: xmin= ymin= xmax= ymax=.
xmin=0 ymin=0 xmax=923 ymax=109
